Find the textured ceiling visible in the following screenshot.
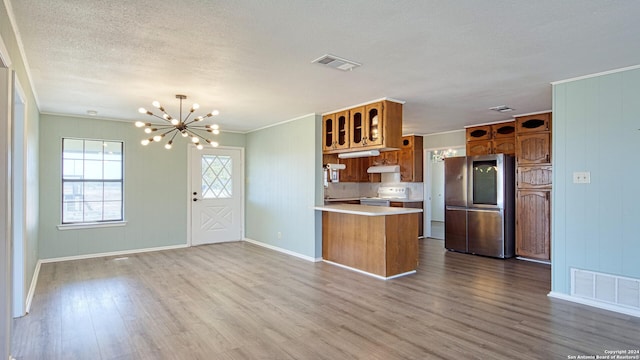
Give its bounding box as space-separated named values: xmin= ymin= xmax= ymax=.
xmin=7 ymin=0 xmax=640 ymax=134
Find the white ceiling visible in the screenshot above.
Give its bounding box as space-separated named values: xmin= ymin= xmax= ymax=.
xmin=7 ymin=0 xmax=640 ymax=134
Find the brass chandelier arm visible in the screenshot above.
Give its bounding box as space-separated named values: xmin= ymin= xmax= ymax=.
xmin=137 ymin=94 xmax=220 ymax=150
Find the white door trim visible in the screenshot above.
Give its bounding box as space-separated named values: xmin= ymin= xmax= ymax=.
xmin=11 ymin=72 xmax=26 ymax=318
xmin=0 ymin=55 xmax=13 ymax=360
xmin=187 ymin=145 xmax=245 ymax=247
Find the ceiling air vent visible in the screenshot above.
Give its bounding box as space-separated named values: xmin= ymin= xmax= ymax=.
xmin=489 ymin=105 xmax=515 ymax=113
xmin=312 ymin=54 xmax=361 ymax=71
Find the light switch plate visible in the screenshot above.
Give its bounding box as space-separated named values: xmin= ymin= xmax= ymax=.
xmin=573 ymin=171 xmax=591 ymax=184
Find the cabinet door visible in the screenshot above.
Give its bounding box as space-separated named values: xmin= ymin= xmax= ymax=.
xmin=516 ymin=190 xmax=550 ymax=260
xmin=517 ymin=133 xmax=551 ymax=164
xmin=364 ymin=102 xmax=384 ymax=147
xmin=493 ymin=138 xmax=516 ymax=155
xmin=517 ymin=165 xmax=552 ymax=189
xmin=334 ymin=110 xmax=350 ymax=150
xmin=349 ymin=106 xmax=365 ymax=147
xmin=467 ymin=140 xmax=492 ymax=156
xmin=466 ymin=125 xmax=492 ymax=141
xmin=516 ymin=113 xmax=551 ymax=133
xmin=322 ymin=114 xmax=336 ymax=152
xmin=492 ymin=122 xmax=516 ymax=139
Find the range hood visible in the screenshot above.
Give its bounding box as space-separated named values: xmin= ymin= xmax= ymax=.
xmin=367 ymin=165 xmax=400 ymax=173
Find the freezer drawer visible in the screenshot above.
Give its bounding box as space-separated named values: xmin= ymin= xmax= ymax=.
xmin=468 ymin=209 xmax=512 ymax=258
xmin=445 ymin=208 xmax=467 ymax=253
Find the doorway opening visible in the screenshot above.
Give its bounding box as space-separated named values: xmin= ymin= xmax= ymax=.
xmin=423 ymin=146 xmax=465 ymax=239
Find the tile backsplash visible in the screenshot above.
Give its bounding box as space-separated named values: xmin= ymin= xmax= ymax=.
xmin=325 ymin=182 xmax=424 ymax=201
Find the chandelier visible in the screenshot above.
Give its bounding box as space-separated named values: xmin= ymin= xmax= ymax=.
xmin=432 ymin=148 xmax=457 ymax=163
xmin=136 ymin=94 xmax=220 ymax=150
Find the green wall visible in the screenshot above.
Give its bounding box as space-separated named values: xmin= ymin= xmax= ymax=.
xmin=422 ymin=129 xmax=465 ymax=149
xmin=1 ymin=1 xmax=40 ymax=317
xmin=38 ymin=114 xmax=245 ymax=259
xmin=552 ymin=67 xmax=640 ymax=294
xmin=245 ymin=114 xmax=322 ymax=259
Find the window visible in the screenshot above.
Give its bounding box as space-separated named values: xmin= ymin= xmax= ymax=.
xmin=62 ymin=138 xmax=123 ymax=224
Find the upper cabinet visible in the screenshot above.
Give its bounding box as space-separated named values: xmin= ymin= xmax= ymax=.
xmin=466 ymin=121 xmax=516 ymax=156
xmin=515 ymin=113 xmax=551 ymax=133
xmin=516 ymin=113 xmax=552 ymax=165
xmin=323 ymin=100 xmax=403 ymax=154
xmin=322 ymin=110 xmax=350 ymax=152
xmin=399 ymin=135 xmax=423 ymax=182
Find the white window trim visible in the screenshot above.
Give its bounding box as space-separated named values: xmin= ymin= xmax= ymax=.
xmin=57 ymin=220 xmax=127 ymax=231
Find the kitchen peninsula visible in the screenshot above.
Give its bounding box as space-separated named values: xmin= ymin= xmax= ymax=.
xmin=314 ymin=204 xmax=422 ymax=279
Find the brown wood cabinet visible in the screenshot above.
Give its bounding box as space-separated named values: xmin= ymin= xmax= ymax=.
xmin=323 ymin=100 xmax=403 ymax=154
xmin=399 ymin=136 xmax=423 ymax=182
xmin=340 ymin=157 xmax=369 ymax=182
xmin=516 ymin=113 xmax=551 ymax=133
xmin=515 ymin=112 xmax=552 ymax=261
xmin=516 ymin=133 xmax=550 ymax=165
xmin=390 ymin=201 xmax=424 ymax=237
xmin=516 ymin=189 xmax=551 ymax=260
xmin=370 ymin=135 xmax=423 ymax=183
xmin=466 ymin=121 xmax=515 ymax=156
xmin=322 ymin=111 xmax=350 ymax=152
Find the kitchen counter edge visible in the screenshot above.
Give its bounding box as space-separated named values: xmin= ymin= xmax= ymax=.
xmin=314 ymin=204 xmax=423 ymax=216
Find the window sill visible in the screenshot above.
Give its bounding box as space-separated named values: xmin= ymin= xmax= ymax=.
xmin=57 ymin=221 xmax=127 ymax=231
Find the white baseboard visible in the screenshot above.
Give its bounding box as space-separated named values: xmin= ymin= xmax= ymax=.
xmin=39 ymin=244 xmax=189 ymax=264
xmin=322 ymin=259 xmax=416 ymax=280
xmin=242 ymin=238 xmax=321 ymax=262
xmin=516 ymin=256 xmax=551 ymax=265
xmin=548 ymin=291 xmax=640 ymax=318
xmin=25 ymin=260 xmax=41 ymax=314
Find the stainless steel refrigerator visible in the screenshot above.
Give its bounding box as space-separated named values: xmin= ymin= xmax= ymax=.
xmin=444 ymin=154 xmax=515 ymax=258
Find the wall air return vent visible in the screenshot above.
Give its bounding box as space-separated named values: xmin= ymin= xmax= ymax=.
xmin=312 ymin=54 xmax=361 ymax=71
xmin=571 ymin=268 xmax=640 ymax=310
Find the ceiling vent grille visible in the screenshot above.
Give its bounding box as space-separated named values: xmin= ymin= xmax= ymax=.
xmin=489 ymin=105 xmax=515 ymax=113
xmin=312 ymin=54 xmax=361 ymax=71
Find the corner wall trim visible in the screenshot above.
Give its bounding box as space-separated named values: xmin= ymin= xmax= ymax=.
xmin=24 ymin=260 xmax=41 ymax=314
xmin=243 ymin=238 xmax=321 ymax=262
xmin=39 ymin=244 xmax=189 ymax=264
xmin=548 ymin=291 xmax=640 ymax=319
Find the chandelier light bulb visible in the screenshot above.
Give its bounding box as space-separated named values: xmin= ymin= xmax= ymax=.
xmin=137 ymin=95 xmax=221 ymax=150
xmin=196 ymin=144 xmax=204 ymax=150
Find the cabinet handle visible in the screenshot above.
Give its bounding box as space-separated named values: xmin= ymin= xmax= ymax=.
xmin=546 ymin=154 xmax=550 ymax=162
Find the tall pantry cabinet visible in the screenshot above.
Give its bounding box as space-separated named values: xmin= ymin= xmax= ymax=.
xmin=515 ymin=112 xmax=552 ymax=261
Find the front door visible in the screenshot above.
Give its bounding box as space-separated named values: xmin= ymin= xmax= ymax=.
xmin=190 ymin=147 xmax=243 ymax=245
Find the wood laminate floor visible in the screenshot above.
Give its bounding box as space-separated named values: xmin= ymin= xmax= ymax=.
xmin=12 ymin=239 xmax=640 ymax=360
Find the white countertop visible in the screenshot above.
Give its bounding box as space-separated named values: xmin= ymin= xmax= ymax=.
xmin=314 ymin=204 xmax=423 ymax=216
xmin=325 ymin=197 xmax=424 ymax=203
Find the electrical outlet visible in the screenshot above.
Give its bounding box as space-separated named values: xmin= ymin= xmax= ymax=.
xmin=573 ymin=171 xmax=591 ymax=184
